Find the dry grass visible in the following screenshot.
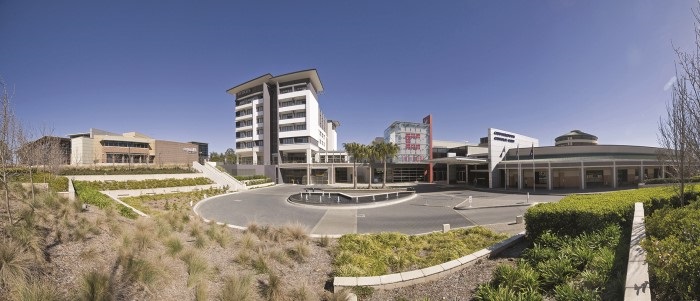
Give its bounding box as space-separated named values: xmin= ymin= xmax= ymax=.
xmin=165 ymin=237 xmax=183 ymax=256
xmin=289 ymin=241 xmax=311 ymax=263
xmin=180 ymin=250 xmax=209 ymax=287
xmin=240 ymin=232 xmax=257 ymax=251
xmin=205 ymin=223 xmax=231 ymax=248
xmin=251 ymin=253 xmax=270 ymax=274
xmin=78 ymin=270 xmax=112 ymax=301
xmin=318 ymin=235 xmax=331 ymax=248
xmin=0 ymin=238 xmax=32 ymax=288
xmin=259 ymin=272 xmax=284 ymax=301
xmin=194 ymin=281 xmax=208 ymax=301
xmin=218 ymin=274 xmax=254 ymax=301
xmin=10 ymin=278 xmax=62 ymax=301
xmin=322 ymin=289 xmax=351 ymax=301
xmin=282 ymin=222 xmax=309 ymax=241
xmin=288 ymin=280 xmax=316 ymax=301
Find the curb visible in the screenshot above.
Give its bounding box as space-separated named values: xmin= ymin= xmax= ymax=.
xmin=453 ymin=203 xmax=535 ymax=210
xmin=333 ymin=231 xmax=526 ymax=291
xmin=287 ymin=193 xmax=418 ymax=210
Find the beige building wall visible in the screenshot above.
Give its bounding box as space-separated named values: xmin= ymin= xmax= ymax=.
xmin=153 ymin=140 xmax=199 ymax=166
xmin=70 ymin=137 xmax=95 ymax=165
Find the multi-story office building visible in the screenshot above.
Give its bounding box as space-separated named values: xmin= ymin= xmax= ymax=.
xmin=227 ymin=69 xmax=342 ymax=184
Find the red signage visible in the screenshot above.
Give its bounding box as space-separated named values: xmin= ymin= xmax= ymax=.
xmin=405 ymin=133 xmax=421 ymax=150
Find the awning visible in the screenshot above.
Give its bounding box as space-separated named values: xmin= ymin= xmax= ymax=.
xmin=430 ymin=157 xmax=488 ymax=165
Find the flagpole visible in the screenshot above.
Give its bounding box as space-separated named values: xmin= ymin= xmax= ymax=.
xmin=532 ymin=143 xmax=536 ymax=193
xmin=517 ymin=144 xmax=520 ymax=190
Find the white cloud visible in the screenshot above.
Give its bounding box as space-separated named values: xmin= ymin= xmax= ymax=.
xmin=664 ymin=76 xmax=677 ymax=91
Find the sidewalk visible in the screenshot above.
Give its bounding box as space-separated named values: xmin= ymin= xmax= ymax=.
xmin=67 ymin=173 xmax=205 ymax=182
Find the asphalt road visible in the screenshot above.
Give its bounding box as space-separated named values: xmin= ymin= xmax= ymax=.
xmin=195 ymin=184 xmax=564 ymax=236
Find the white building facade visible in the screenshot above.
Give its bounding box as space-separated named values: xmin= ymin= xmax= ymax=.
xmin=228 ymin=69 xmax=345 ymax=184
xmin=228 ymin=69 xmax=338 ymax=166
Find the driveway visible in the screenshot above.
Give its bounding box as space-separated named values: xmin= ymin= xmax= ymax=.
xmin=195 ymin=184 xmax=564 ymax=236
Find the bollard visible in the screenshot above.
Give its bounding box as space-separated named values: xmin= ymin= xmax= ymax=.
xmin=337 ymin=196 xmax=340 ymax=203
xmin=386 ymin=193 xmax=389 ymax=200
xmin=396 ymin=192 xmax=399 ymax=197
xmin=305 ymin=194 xmax=308 ymax=201
xmin=319 ymin=195 xmax=322 ymax=203
xmin=515 ymin=215 xmax=524 ymax=224
xmin=468 ymin=196 xmax=473 ymax=208
xmin=372 ymin=195 xmax=375 ymax=201
xmin=443 ymin=224 xmax=451 ymax=233
xmin=355 ymin=197 xmax=359 ymax=203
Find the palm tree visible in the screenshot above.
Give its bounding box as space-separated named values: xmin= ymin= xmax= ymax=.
xmin=343 ymin=142 xmax=362 ymax=189
xmin=365 ymin=143 xmax=380 ymax=189
xmin=374 ymin=141 xmax=400 ymax=188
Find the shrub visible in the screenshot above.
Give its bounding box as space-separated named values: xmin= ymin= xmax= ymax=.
xmin=59 ymin=166 xmax=195 ymax=175
xmin=473 ymin=285 xmax=542 ymax=301
xmin=491 ymin=263 xmax=539 ymax=293
xmin=642 ymin=201 xmax=700 ymax=300
xmin=73 ymin=181 xmax=138 ymax=219
xmin=525 ymin=186 xmax=688 ymax=238
xmin=482 ymin=225 xmax=623 ymax=300
xmin=553 ymin=282 xmax=600 ymax=301
xmin=77 ymin=178 xmax=212 ymax=191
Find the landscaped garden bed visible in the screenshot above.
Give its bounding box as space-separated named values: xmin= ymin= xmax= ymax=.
xmin=333 ymin=226 xmax=508 ymax=277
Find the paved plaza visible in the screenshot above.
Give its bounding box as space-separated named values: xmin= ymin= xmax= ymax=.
xmin=195 ymin=184 xmax=564 ymax=236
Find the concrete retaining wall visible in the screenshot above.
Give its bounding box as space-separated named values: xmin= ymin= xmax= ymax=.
xmin=333 ymin=231 xmax=525 ymax=291
xmin=624 ymin=202 xmax=651 ymax=300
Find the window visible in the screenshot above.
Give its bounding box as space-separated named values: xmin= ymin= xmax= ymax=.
xmin=256 ymin=106 xmax=263 ymax=112
xmin=257 ymin=117 xmax=263 ymax=123
xmin=257 ymin=129 xmax=263 ymax=135
xmin=280 ymin=125 xmax=293 ymax=132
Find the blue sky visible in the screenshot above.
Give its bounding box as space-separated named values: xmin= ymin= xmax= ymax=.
xmin=0 ymin=1 xmax=697 ymax=152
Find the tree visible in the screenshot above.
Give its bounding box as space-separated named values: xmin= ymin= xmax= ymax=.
xmin=658 ymin=9 xmax=700 ymax=205
xmin=0 ymin=78 xmax=22 ymax=224
xmin=343 ymin=142 xmax=365 ymax=189
xmin=373 ymin=141 xmax=400 ymax=188
xmin=209 ymin=152 xmax=223 ymax=162
xmin=365 ymin=143 xmax=379 ymax=189
xmin=224 ymin=148 xmax=237 ymax=164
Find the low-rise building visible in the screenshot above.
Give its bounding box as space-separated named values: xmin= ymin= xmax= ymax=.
xmin=69 ymin=128 xmax=202 ymax=167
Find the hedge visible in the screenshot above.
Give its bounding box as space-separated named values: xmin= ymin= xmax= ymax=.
xmin=73 ymin=181 xmax=138 ymax=219
xmin=58 ymin=167 xmax=195 ymax=175
xmin=77 ymin=177 xmax=212 ymax=190
xmin=14 ymin=171 xmax=69 ymax=192
xmin=642 ymin=200 xmax=700 ymax=300
xmin=525 ymin=186 xmax=690 ymax=239
xmin=233 ymin=175 xmax=269 ymax=181
xmin=644 ymin=176 xmax=700 ymax=185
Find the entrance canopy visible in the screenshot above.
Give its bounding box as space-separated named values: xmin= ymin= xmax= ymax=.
xmin=430 ymin=157 xmax=488 ymax=165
